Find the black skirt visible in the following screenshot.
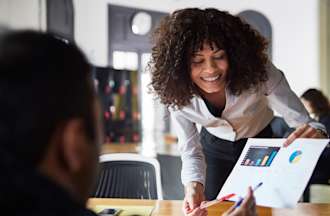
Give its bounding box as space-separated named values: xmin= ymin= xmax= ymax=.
xmin=200 ymin=124 xmax=273 ymax=200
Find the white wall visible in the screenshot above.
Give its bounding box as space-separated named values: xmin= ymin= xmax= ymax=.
xmin=0 ymin=0 xmax=45 ymax=30
xmin=74 ymin=0 xmax=321 ymax=95
xmin=74 ymin=0 xmax=108 ymax=66
xmin=0 ymin=0 xmax=9 ymax=27
xmin=320 ymin=0 xmax=330 ymax=96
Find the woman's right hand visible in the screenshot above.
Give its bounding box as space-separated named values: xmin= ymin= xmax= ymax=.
xmin=183 ymin=181 xmax=207 ymax=216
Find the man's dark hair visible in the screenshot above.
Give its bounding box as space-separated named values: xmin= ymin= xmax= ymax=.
xmin=0 ymin=30 xmax=95 ymax=166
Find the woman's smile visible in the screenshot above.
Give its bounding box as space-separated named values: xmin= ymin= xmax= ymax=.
xmin=201 ymin=74 xmax=221 ymax=82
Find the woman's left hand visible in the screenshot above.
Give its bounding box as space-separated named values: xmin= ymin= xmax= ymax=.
xmin=283 ymin=124 xmax=327 ymax=147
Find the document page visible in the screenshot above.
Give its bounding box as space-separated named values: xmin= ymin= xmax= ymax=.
xmin=218 ymin=138 xmax=329 ymax=208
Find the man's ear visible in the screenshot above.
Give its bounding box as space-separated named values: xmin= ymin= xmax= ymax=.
xmin=59 ymin=119 xmax=87 ymax=173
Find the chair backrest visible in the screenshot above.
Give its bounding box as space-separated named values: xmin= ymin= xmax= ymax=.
xmin=93 ymin=153 xmax=163 ymax=200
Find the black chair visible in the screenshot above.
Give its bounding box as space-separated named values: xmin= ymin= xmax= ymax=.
xmin=93 ymin=153 xmax=163 ymax=199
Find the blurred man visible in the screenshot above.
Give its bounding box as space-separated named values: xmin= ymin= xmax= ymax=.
xmin=0 ymin=30 xmax=258 ymax=216
xmin=0 ymin=31 xmax=102 ymax=215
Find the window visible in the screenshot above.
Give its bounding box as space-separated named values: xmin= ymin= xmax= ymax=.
xmin=112 ymin=51 xmax=138 ymax=70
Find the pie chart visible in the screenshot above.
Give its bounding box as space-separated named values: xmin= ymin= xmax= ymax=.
xmin=289 ymin=150 xmax=302 ymax=163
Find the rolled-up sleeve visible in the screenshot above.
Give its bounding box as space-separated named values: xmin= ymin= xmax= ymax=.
xmin=265 ymin=62 xmax=326 ymax=132
xmin=170 ymin=110 xmax=206 ymax=186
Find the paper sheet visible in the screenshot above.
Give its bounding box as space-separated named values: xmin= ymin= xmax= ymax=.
xmin=217 ymin=138 xmax=329 ymax=208
xmin=93 ymin=205 xmax=154 ymax=216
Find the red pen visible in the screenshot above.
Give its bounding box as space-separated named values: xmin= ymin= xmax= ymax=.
xmin=200 ymin=193 xmax=236 ymax=209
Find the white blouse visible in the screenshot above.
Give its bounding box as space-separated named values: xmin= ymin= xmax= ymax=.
xmin=170 ymin=62 xmax=325 ymax=186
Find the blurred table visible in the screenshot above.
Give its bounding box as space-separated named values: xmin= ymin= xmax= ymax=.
xmin=101 ymin=143 xmax=139 ymax=154
xmin=101 ymin=142 xmax=180 ymax=156
xmin=88 ymin=198 xmax=330 ymax=216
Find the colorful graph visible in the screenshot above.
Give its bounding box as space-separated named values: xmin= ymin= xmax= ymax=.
xmin=241 ymin=146 xmax=280 ymax=167
xmin=289 ymin=150 xmax=302 ymax=163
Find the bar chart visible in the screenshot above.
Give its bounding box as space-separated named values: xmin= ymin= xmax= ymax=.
xmin=241 ymin=146 xmax=280 ymax=167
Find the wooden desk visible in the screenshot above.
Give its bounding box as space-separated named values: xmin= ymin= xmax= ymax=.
xmin=88 ymin=198 xmax=330 ymax=216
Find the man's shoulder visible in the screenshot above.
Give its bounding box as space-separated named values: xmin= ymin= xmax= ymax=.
xmin=0 ymin=161 xmax=98 ymax=216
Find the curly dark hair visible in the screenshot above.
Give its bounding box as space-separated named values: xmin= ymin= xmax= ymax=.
xmin=301 ymin=88 xmax=330 ymax=117
xmin=149 ymin=8 xmax=269 ymax=108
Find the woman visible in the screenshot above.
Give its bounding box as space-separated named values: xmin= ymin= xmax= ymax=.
xmin=301 ymin=88 xmax=330 ymax=133
xmin=149 ymin=8 xmax=327 ymax=214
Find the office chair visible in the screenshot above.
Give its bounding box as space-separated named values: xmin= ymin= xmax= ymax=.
xmin=93 ymin=153 xmax=163 ymax=200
